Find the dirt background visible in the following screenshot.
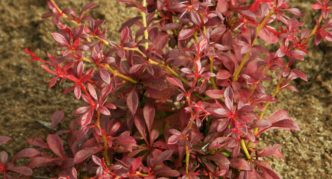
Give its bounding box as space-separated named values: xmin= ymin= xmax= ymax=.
xmin=0 ymin=0 xmax=331 ymax=178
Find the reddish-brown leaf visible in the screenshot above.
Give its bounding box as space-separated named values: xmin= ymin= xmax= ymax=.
xmin=29 ymin=157 xmax=58 ymax=168
xmin=143 ymin=104 xmax=155 ymax=132
xmin=126 ymin=89 xmax=139 ymax=115
xmin=7 ymin=166 xmax=33 ymax=176
xmin=47 ymin=134 xmax=65 ymax=158
xmin=166 ymin=76 xmax=185 ymax=91
xmin=130 ymin=157 xmax=142 ymax=172
xmin=74 ymin=146 xmax=102 ymax=164
xmin=0 ymin=136 xmax=11 ymax=145
xmin=14 ymin=148 xmax=40 ymax=160
xmin=258 ymin=144 xmax=284 ymax=158
xmin=27 ymin=138 xmax=49 ymax=149
xmin=82 ymin=2 xmax=97 ymax=13
xmin=217 ymin=0 xmax=228 ymax=13
xmin=74 ymin=86 xmax=82 ymax=99
xmin=256 ymin=161 xmax=281 ymax=179
xmin=258 ymin=27 xmax=279 ymax=44
xmin=267 ymin=110 xmax=300 ymax=131
xmin=51 ymin=110 xmax=65 ymax=129
xmin=99 ymin=69 xmax=111 ymax=84
xmin=216 ymin=70 xmax=231 ymax=80
xmin=87 ymin=83 xmax=98 ymax=100
xmin=0 ymin=151 xmax=8 ymax=163
xmin=206 ymin=89 xmax=224 ymax=99
xmin=51 ymin=32 xmax=68 ymax=46
xmin=178 ymin=28 xmax=196 ymax=40
xmin=230 ymin=158 xmax=251 ymax=171
xmin=134 ymin=116 xmax=147 ymax=142
xmin=115 ymin=132 xmax=137 ymax=152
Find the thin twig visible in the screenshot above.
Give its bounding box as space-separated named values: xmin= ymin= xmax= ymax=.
xmin=240 ymin=139 xmax=251 ymax=160
xmin=141 ymin=0 xmax=149 ymax=49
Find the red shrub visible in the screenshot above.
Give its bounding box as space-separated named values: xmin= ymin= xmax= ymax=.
xmin=2 ymin=0 xmax=330 ymax=178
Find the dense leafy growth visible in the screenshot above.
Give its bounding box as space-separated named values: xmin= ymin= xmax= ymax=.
xmin=1 ymin=0 xmax=331 ymax=178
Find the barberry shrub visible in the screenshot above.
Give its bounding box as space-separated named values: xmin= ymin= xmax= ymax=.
xmin=1 ymin=0 xmax=330 ymax=178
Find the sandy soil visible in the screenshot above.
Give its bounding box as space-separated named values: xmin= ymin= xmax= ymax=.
xmin=0 ymin=0 xmax=331 ymax=178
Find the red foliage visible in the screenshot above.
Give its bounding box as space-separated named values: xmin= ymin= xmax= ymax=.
xmin=1 ymin=0 xmax=330 ymax=178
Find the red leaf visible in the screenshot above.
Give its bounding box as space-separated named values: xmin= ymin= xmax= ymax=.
xmin=207 ymin=153 xmax=230 ymax=168
xmin=130 ymin=157 xmax=142 ymax=172
xmin=155 ymin=166 xmax=180 ymax=177
xmin=51 ymin=32 xmax=68 ymax=46
xmin=7 ymin=166 xmax=33 ymax=176
xmin=110 ymin=122 xmax=121 ymax=134
xmin=134 ymin=116 xmax=147 ymax=142
xmin=92 ymin=155 xmax=101 ymax=165
xmin=206 ymin=89 xmax=224 ymax=99
xmin=82 ymin=2 xmax=97 ymax=13
xmin=87 ymin=83 xmax=98 ymax=100
xmin=230 ymin=158 xmax=251 ymax=170
xmin=217 ymin=0 xmax=228 ymax=13
xmin=216 ymin=70 xmax=231 ymax=80
xmin=272 ymin=119 xmax=300 ymax=131
xmin=99 ymin=106 xmax=111 ymax=116
xmin=29 ymin=157 xmax=58 ymax=168
xmin=258 ymin=27 xmax=278 ymax=44
xmin=286 ymin=8 xmax=301 ymax=16
xmin=81 ymin=110 xmax=93 ymax=127
xmin=167 ymin=129 xmax=181 ymax=145
xmin=14 ymin=148 xmax=40 ymax=160
xmin=312 ymin=3 xmax=322 ymax=10
xmin=0 ymin=136 xmax=11 ymax=145
xmin=0 ymin=151 xmax=8 ymax=163
xmin=217 ymin=118 xmax=229 ymax=132
xmin=258 ymin=144 xmax=284 ymax=158
xmin=166 ymin=76 xmax=185 ymax=91
xmin=99 ymin=69 xmax=111 ymax=84
xmin=256 ymin=161 xmax=281 ymax=179
xmin=77 ymin=61 xmax=84 ymax=76
xmin=72 ymin=167 xmax=78 ymax=178
xmin=126 ymin=89 xmax=139 ymax=115
xmin=27 ymin=138 xmax=48 ymax=149
xmin=74 ymin=86 xmax=82 ymax=99
xmin=224 ymin=87 xmax=234 ymax=110
xmin=198 ymin=37 xmax=208 ymax=54
xmin=24 ymin=48 xmax=46 ymax=63
xmin=154 ymin=33 xmax=169 ymax=50
xmin=253 ymin=120 xmax=272 ymax=128
xmin=120 ymin=26 xmax=131 ymax=43
xmin=129 ymin=64 xmax=144 ymax=74
xmin=75 ymin=106 xmax=90 ymax=115
xmin=178 ymin=28 xmax=196 ymax=40
xmin=143 ymin=104 xmax=155 ymax=132
xmin=47 ymin=134 xmax=65 ymax=158
xmin=105 ymin=102 xmax=117 ymax=110
xmin=209 ymin=137 xmax=228 ymax=149
xmin=48 ymin=77 xmax=58 ymax=88
xmin=150 ymin=129 xmax=159 ymax=144
xmin=190 ymin=11 xmax=202 ymax=25
xmin=266 ymin=110 xmax=300 ymax=131
xmin=291 ymin=49 xmax=306 ymax=60
xmin=213 ymin=107 xmax=228 ymax=116
xmin=51 ymin=110 xmax=65 ymax=129
xmin=288 ymin=69 xmax=307 ymax=81
xmin=74 ymin=146 xmax=102 ymax=164
xmin=268 ymin=110 xmax=289 ymax=123
xmin=154 ymin=150 xmax=174 ymax=164
xmin=115 ymin=132 xmax=137 ymax=152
